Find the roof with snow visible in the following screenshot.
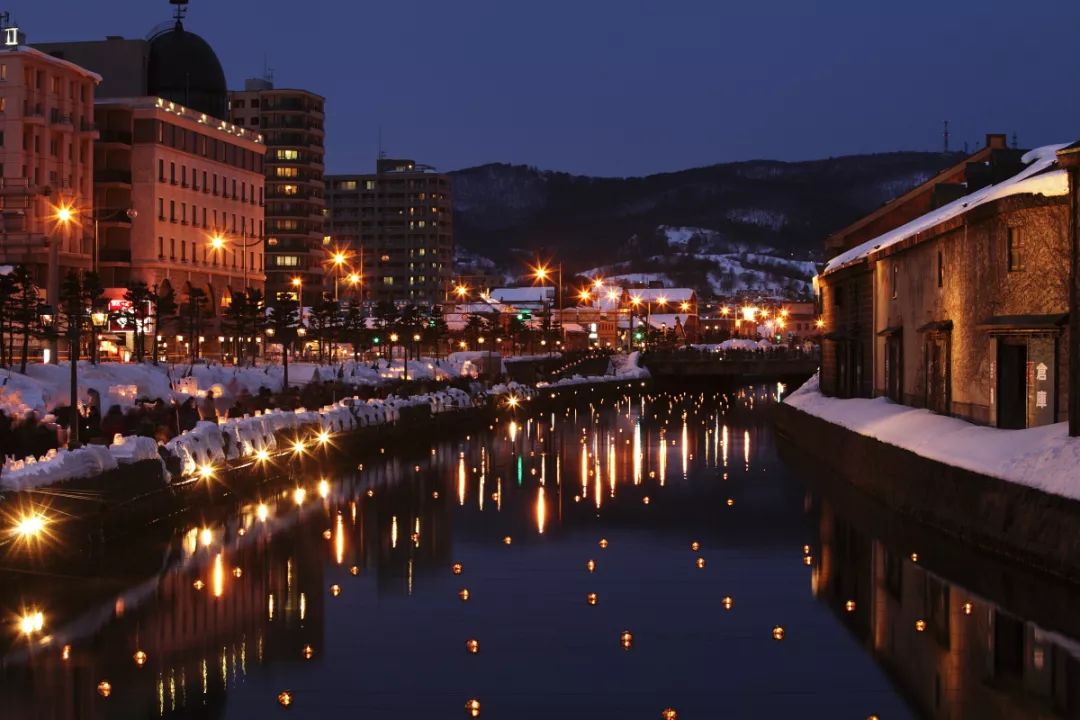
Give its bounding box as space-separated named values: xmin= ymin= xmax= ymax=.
xmin=490 ymin=287 xmax=554 ymax=304
xmin=626 ymin=288 xmax=695 ymax=303
xmin=824 ymin=143 xmax=1072 ymax=275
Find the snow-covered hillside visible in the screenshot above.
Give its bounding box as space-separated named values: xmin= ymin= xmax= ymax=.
xmin=583 ymin=225 xmax=816 ymax=298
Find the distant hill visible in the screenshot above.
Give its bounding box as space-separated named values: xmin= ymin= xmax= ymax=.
xmin=448 ymin=152 xmax=963 ymax=273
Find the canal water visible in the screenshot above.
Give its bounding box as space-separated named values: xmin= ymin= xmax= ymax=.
xmin=2 ymin=386 xmax=1079 ymax=718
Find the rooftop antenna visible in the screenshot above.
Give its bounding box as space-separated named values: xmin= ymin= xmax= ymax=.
xmin=378 ymin=124 xmax=385 ymax=160
xmin=943 ymin=120 xmax=949 ymax=153
xmin=1012 ymin=130 xmax=1019 ymax=148
xmin=169 ymin=0 xmax=189 ymax=28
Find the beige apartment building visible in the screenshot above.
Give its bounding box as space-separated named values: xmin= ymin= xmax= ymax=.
xmin=0 ymin=34 xmax=100 ymax=304
xmin=93 ymin=96 xmax=266 ymax=309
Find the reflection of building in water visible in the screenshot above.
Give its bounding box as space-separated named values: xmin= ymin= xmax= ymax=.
xmin=0 ymin=513 xmax=326 ymax=719
xmin=814 ymin=497 xmax=1080 ymax=718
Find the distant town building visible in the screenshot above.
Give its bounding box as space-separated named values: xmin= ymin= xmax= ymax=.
xmin=228 ymin=79 xmax=326 ymax=302
xmin=326 ymin=158 xmax=453 ymax=307
xmin=0 ymin=23 xmax=100 ymax=305
xmin=620 ymin=288 xmax=699 ymax=343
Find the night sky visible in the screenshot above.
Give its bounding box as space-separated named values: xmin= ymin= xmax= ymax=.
xmin=18 ymin=0 xmax=1080 ymax=176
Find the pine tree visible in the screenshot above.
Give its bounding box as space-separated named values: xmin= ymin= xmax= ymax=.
xmin=122 ymin=281 xmax=153 ymax=363
xmin=150 ymin=283 xmax=178 ymax=365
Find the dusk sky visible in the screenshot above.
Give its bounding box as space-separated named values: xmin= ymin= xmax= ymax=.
xmin=19 ymin=0 xmax=1080 ymax=176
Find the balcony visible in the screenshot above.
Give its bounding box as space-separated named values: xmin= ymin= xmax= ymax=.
xmin=99 ymin=248 xmax=132 ymax=263
xmin=99 ymin=129 xmax=133 ymax=145
xmin=95 ymin=169 xmax=133 ymax=185
xmin=49 ymin=109 xmax=73 ymax=126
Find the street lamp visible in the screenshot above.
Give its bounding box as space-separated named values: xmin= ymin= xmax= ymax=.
xmin=628 ymin=295 xmax=642 ymax=352
xmin=531 ymin=261 xmax=563 ymax=342
xmin=90 ymin=306 xmax=108 ymax=364
xmin=326 ymin=248 xmax=350 ymax=301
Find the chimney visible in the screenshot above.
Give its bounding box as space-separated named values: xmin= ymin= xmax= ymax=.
xmin=986 ymin=133 xmax=1008 ymax=149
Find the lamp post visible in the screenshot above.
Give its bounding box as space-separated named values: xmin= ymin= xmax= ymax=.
xmin=40 ymin=298 xmax=82 ymax=448
xmin=390 ymin=332 xmax=404 ymax=382
xmin=413 ymin=332 xmax=421 ymax=370
xmin=628 ymin=295 xmax=642 ymax=352
xmin=328 ymin=249 xmax=349 ymax=302
xmin=46 ymin=204 xmax=76 ymax=364
xmin=532 ymin=262 xmax=563 ymax=342
xmin=291 ymin=277 xmax=303 ymax=360
xmin=90 ymin=306 xmax=108 ymax=364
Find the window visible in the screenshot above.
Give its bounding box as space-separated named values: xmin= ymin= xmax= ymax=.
xmin=193 ymin=170 xmax=199 ymax=191
xmin=276 ymin=167 xmax=299 ymax=178
xmin=213 ymin=174 xmax=218 ymax=195
xmin=233 ymin=99 xmax=245 ymax=109
xmin=181 ymin=166 xmax=187 ymax=187
xmin=1007 ymin=227 xmax=1024 ymax=272
xmin=276 ymin=149 xmax=300 ymax=161
xmin=383 ymin=276 xmax=394 ymax=285
xmin=274 ymin=255 xmax=300 ymax=267
xmin=251 ymin=99 xmax=259 ymax=108
xmin=169 ymin=200 xmax=176 ymax=222
xmin=158 ymin=159 xmax=165 ymax=181
xmin=170 ymin=238 xmax=176 ymax=259
xmin=0 ymin=64 xmax=6 ymax=81
xmin=158 ymin=237 xmax=164 ymax=258
xmin=180 ymin=202 xmax=187 ymax=224
xmin=181 ymin=240 xmax=187 ymax=261
xmin=282 ymin=184 xmax=299 ymax=196
xmin=937 ymin=250 xmax=944 ymax=288
xmin=202 ymin=171 xmax=208 ymax=191
xmin=365 ymin=180 xmax=376 ymax=190
xmin=891 ymin=264 xmax=898 ymax=299
xmin=158 ymin=197 xmax=165 ymax=219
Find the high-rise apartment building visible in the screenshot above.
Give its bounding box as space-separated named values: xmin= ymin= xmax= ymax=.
xmin=0 ymin=21 xmax=100 ymax=304
xmin=229 ymin=79 xmax=325 ymax=301
xmin=326 ymin=159 xmax=453 ymax=307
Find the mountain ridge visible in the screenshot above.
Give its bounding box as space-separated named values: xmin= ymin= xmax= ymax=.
xmin=447 ymin=150 xmax=964 ymax=273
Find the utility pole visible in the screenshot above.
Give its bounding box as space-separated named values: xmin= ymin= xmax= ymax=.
xmin=943 ymin=120 xmax=950 ymax=153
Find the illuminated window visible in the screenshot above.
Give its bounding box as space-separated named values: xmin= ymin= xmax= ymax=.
xmin=339 ymin=180 xmax=357 ymax=190
xmin=282 ymin=184 xmax=299 ymax=196
xmin=276 ymin=167 xmax=299 ymax=178
xmin=276 ymin=149 xmax=299 ymax=161
xmin=322 ymin=235 xmax=332 ymax=245
xmin=365 ymin=180 xmax=376 ymax=190
xmin=382 ymin=277 xmax=394 ymax=285
xmin=274 ymin=255 xmax=300 ymax=267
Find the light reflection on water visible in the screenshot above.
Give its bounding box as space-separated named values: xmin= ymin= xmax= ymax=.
xmin=2 ymin=387 xmax=1079 ymax=718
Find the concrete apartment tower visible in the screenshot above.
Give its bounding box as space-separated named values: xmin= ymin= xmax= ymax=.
xmin=326 ymin=158 xmax=453 ymax=307
xmin=0 ymin=17 xmax=100 ymax=307
xmin=229 ymin=78 xmax=326 ymax=304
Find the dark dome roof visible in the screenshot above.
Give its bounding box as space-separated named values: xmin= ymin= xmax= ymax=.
xmin=147 ymin=22 xmax=227 ymax=120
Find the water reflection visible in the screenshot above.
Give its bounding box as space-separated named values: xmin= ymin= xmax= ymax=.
xmin=2 ymin=387 xmax=1078 ymax=717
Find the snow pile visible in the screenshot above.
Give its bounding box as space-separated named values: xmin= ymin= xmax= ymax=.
xmin=538 ymin=352 xmax=649 ymax=388
xmin=165 ymin=421 xmax=226 ymax=476
xmin=825 ymin=143 xmax=1071 ymax=274
xmin=785 ymin=375 xmax=1080 ymax=501
xmin=108 ymin=435 xmax=160 ymax=463
xmin=1 ymin=445 xmax=118 ymax=492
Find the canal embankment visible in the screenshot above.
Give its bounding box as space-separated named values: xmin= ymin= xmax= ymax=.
xmin=1 ymin=372 xmax=653 ymax=554
xmin=775 ymin=375 xmax=1080 ymax=581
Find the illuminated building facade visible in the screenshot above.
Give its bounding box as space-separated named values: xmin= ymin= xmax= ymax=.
xmin=0 ymin=22 xmax=100 ymax=304
xmin=326 ymin=158 xmax=453 ymax=307
xmin=228 ymin=79 xmax=326 ymax=301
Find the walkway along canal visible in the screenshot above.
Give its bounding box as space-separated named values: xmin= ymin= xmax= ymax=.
xmin=2 ymin=382 xmax=1079 ymax=718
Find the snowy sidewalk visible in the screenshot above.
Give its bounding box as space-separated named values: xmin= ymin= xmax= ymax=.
xmin=785 ymin=375 xmax=1080 ymax=502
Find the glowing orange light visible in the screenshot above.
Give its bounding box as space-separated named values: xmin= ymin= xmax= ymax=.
xmin=452 ymin=562 xmax=463 ymax=575
xmin=465 ymin=698 xmax=481 ymax=717
xmin=277 ymin=690 xmax=294 ymax=707
xmin=620 ymin=630 xmax=633 ymax=649
xmin=133 ymin=650 xmax=148 ymax=667
xmin=466 ymin=639 xmax=479 ymax=654
xmin=459 ymin=588 xmax=471 ymax=602
xmin=772 ymin=626 xmax=785 ymax=641
xmin=97 ymin=681 xmax=112 ymax=698
xmin=586 ymin=592 xmax=598 ymax=606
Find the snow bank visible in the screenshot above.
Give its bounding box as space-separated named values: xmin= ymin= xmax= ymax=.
xmin=1 ymin=445 xmax=118 ymax=492
xmin=785 ymin=374 xmax=1080 ymax=501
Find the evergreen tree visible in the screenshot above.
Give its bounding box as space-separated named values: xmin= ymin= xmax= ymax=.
xmin=122 ymin=281 xmax=153 ymax=363
xmin=151 ymin=283 xmax=178 ymax=365
xmin=11 ymin=266 xmax=40 ymax=373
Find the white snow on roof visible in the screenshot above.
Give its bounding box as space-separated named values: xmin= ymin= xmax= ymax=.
xmin=824 ymin=143 xmax=1072 ymax=275
xmin=627 ymin=288 xmax=695 ymax=302
xmin=490 ymin=287 xmax=554 ymax=303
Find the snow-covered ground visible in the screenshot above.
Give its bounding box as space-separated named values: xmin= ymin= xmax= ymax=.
xmin=785 ymin=375 xmax=1080 ymax=502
